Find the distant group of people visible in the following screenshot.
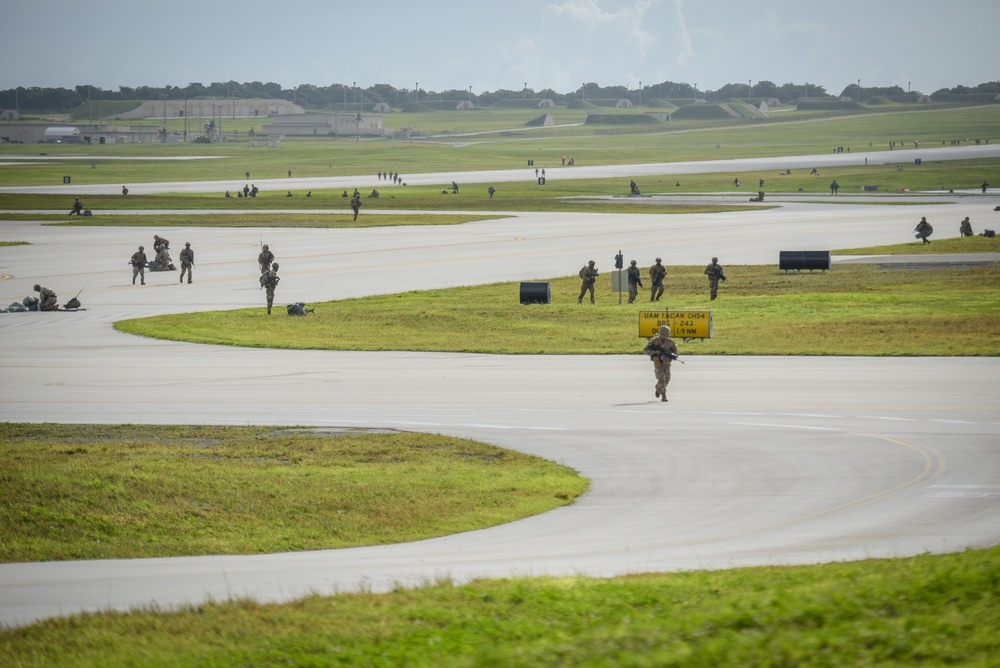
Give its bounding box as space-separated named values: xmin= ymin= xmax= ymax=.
xmin=377 ymin=171 xmax=404 ymax=185
xmin=581 ymin=256 xmax=727 ymax=305
xmin=916 ymin=215 xmax=995 ymax=242
xmin=127 ymin=235 xmax=194 ymax=285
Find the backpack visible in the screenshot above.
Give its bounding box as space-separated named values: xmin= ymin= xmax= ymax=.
xmin=983 ymin=229 xmax=996 ymax=238
xmin=286 ymin=302 xmax=313 ymax=316
xmin=259 ymin=272 xmax=279 ymax=288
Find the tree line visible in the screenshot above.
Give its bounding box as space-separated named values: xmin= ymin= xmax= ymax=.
xmin=1 ymin=79 xmax=997 ymax=114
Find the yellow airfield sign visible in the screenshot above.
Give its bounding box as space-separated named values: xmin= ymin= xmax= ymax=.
xmin=638 ymin=310 xmax=712 ymax=339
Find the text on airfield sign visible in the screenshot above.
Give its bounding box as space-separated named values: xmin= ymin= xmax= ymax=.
xmin=638 ymin=310 xmax=712 ymax=339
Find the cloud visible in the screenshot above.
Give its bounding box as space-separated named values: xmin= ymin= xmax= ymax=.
xmin=671 ymin=0 xmax=693 ymax=67
xmin=542 ymin=0 xmax=661 ymax=51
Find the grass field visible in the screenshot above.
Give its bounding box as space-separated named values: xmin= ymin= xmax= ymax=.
xmin=2 ymin=105 xmax=998 ymax=189
xmin=116 ymin=244 xmax=1000 ymax=357
xmin=2 ymin=547 xmax=997 ymax=666
xmin=0 ymin=424 xmax=586 ymax=563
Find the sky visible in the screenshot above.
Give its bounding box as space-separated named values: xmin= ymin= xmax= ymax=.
xmin=2 ymin=0 xmax=998 ymax=97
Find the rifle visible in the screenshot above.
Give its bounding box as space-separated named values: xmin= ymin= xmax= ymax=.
xmin=71 ymin=281 xmax=88 ymax=301
xmin=663 ymin=350 xmax=684 ymax=365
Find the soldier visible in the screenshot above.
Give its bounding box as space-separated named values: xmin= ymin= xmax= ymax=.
xmin=626 ymin=260 xmax=643 ymax=304
xmin=33 ymin=284 xmax=58 ymax=311
xmin=129 ymin=245 xmax=148 ymax=285
xmin=153 ymin=235 xmax=169 ymax=251
xmin=261 ymin=262 xmax=280 ymax=315
xmin=914 ymin=217 xmax=933 ymax=244
xmin=350 ymin=191 xmax=362 ymax=221
xmin=704 ymin=257 xmax=726 ymax=300
xmin=258 ymin=244 xmax=274 ymax=274
xmin=153 ymin=245 xmax=174 ymax=271
xmin=70 ymin=198 xmax=84 ymax=216
xmin=179 ymin=242 xmax=194 ymax=284
xmin=577 ymin=260 xmax=598 ymax=304
xmin=649 ymin=258 xmax=666 ymax=301
xmin=959 ymin=217 xmax=974 ymax=237
xmin=642 ymin=325 xmax=679 ymax=402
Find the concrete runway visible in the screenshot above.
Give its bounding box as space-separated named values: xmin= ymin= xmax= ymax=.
xmin=1 ymin=160 xmax=999 ymax=627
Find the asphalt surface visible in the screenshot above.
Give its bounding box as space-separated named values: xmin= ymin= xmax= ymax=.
xmin=1 ymin=155 xmax=999 ymax=628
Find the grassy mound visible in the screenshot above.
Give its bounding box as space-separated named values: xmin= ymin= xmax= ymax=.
xmin=796 ymin=98 xmax=866 ymax=111
xmin=0 ymin=424 xmax=586 ymax=562
xmin=583 ymin=113 xmax=663 ymax=126
xmin=670 ymin=104 xmax=734 ymax=119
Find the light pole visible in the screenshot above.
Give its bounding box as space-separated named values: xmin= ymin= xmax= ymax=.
xmin=693 ymin=83 xmax=697 ymax=99
xmin=353 ymin=81 xmax=357 ymax=111
xmin=857 ymin=79 xmax=861 ymax=103
xmin=748 ymin=80 xmax=752 ymax=100
xmin=415 ymin=82 xmax=418 ymax=103
xmin=524 ymin=83 xmax=527 ymax=99
xmin=638 ymin=81 xmax=642 ymax=107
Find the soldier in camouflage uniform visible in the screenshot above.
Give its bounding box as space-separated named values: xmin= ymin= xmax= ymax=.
xmin=626 ymin=260 xmax=643 ymax=304
xmin=130 ymin=246 xmax=148 ymax=285
xmin=33 ymin=284 xmax=58 ymax=311
xmin=258 ymin=244 xmax=274 ymax=274
xmin=642 ymin=325 xmax=678 ymax=402
xmin=704 ymin=257 xmax=726 ymax=300
xmin=577 ymin=260 xmax=598 ymax=304
xmin=649 ymin=257 xmax=666 ymax=301
xmin=179 ymin=242 xmax=194 ymax=284
xmin=262 ymin=262 xmax=280 ymax=315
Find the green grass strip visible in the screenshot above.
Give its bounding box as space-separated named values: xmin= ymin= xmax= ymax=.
xmin=3 ymin=547 xmax=997 ymax=666
xmin=0 ymin=212 xmax=502 ymax=228
xmin=117 ymin=258 xmax=1000 ymax=356
xmin=0 ymin=424 xmax=586 ymax=563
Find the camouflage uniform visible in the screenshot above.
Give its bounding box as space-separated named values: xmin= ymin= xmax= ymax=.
xmin=154 ymin=248 xmax=173 ymax=271
xmin=34 ymin=284 xmax=58 ymax=311
xmin=130 ymin=246 xmax=148 ymax=285
xmin=642 ymin=325 xmax=678 ymax=402
xmin=626 ymin=260 xmax=642 ymax=303
xmin=704 ymin=257 xmax=726 ymax=300
xmin=258 ymin=245 xmax=274 ymax=274
xmin=649 ymin=258 xmax=666 ymax=301
xmin=914 ymin=218 xmax=933 ymax=244
xmin=577 ymin=260 xmax=598 ymax=304
xmin=179 ymin=242 xmax=194 ymax=284
xmin=350 ymin=194 xmax=362 ymax=221
xmin=262 ymin=263 xmax=280 ymax=315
